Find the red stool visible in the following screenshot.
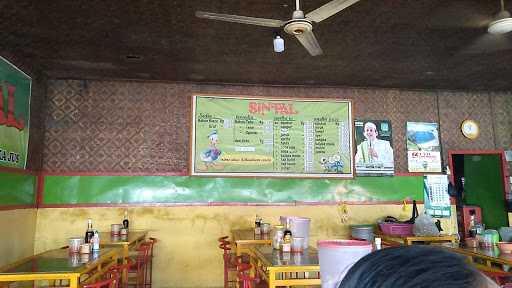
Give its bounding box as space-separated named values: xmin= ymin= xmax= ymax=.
xmin=218 ymin=236 xmax=237 ymax=288
xmin=82 ymin=271 xmax=119 ymax=288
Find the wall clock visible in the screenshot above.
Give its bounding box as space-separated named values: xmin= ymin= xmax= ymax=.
xmin=461 ymin=119 xmax=480 ymax=140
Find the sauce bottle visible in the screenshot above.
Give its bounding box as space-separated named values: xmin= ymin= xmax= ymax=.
xmin=123 ymin=210 xmax=129 ymax=230
xmin=254 ymin=215 xmax=262 ymax=234
xmin=84 ymin=219 xmax=94 ymax=244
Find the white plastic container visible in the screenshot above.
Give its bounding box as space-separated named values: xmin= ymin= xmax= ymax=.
xmin=317 ymin=240 xmax=372 ymax=288
xmin=280 ymin=216 xmax=311 ymax=249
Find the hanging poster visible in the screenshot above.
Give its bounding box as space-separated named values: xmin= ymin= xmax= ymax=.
xmin=191 ymin=95 xmax=354 ymax=178
xmin=0 ymin=57 xmax=31 ymax=169
xmin=354 ymin=119 xmax=394 ymax=176
xmin=423 ymin=175 xmax=451 ymax=218
xmin=406 ymin=122 xmax=442 ymax=173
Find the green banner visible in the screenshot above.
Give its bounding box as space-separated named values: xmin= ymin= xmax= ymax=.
xmin=0 ymin=57 xmax=31 ymax=169
xmin=192 ymin=96 xmax=353 ymax=178
xmin=0 ymin=172 xmax=36 ymax=206
xmin=43 ymin=175 xmax=423 ymax=204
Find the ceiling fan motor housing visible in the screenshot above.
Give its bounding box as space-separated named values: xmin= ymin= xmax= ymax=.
xmin=488 ymin=10 xmax=512 ymax=34
xmin=284 ymin=20 xmax=313 ymax=35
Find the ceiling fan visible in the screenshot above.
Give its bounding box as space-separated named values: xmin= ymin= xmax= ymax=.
xmin=460 ymin=0 xmax=512 ymax=54
xmin=195 ymin=0 xmax=361 ymax=56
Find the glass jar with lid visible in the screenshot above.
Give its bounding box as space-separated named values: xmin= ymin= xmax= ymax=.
xmin=272 ymin=225 xmax=284 ymax=250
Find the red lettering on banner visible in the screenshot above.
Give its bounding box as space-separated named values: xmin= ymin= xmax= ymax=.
xmin=248 ymin=102 xmax=299 ymax=116
xmin=248 ymin=102 xmax=258 ymax=114
xmin=0 ymin=85 xmax=4 ymax=125
xmin=0 ymin=83 xmax=25 ymax=130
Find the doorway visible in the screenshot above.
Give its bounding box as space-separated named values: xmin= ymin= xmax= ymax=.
xmin=449 ymin=150 xmax=510 ymax=231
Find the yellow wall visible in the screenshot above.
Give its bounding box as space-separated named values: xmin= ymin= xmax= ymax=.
xmin=0 ymin=209 xmax=37 ymax=268
xmin=34 ymin=205 xmax=457 ymax=288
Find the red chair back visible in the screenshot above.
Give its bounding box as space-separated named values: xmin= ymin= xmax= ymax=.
xmin=218 ymin=236 xmax=237 ymax=288
xmin=82 ymin=272 xmax=119 ymax=288
xmin=235 ymin=258 xmax=258 ymax=288
xmin=218 ymin=236 xmax=230 ymax=243
xmin=145 ymin=237 xmax=157 ymax=288
xmin=135 ymin=242 xmax=151 ymax=287
xmin=108 ymin=259 xmax=133 ymax=288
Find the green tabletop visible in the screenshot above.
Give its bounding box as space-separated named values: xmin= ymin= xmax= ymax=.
xmin=252 ymin=245 xmax=319 ymax=267
xmin=0 ymin=247 xmax=118 ymax=274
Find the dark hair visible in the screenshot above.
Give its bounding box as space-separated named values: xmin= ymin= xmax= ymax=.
xmin=338 ymin=245 xmax=492 ymax=288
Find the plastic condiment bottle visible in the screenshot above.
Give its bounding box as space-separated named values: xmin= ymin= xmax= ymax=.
xmin=282 ymin=223 xmax=292 ymax=252
xmin=92 ymin=231 xmax=100 ymax=251
xmin=374 ymin=237 xmax=382 ymax=251
xmin=273 ymin=225 xmax=284 ymax=250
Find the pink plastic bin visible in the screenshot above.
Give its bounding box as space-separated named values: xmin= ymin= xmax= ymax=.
xmin=317 ymin=240 xmax=373 ymax=288
xmin=379 ymin=223 xmax=413 ymax=236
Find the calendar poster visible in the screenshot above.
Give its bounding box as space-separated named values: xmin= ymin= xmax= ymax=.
xmin=423 ymin=175 xmax=451 ymax=218
xmin=406 ymin=122 xmax=442 ymax=173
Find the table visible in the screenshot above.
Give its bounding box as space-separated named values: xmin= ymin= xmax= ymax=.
xmin=376 ymin=233 xmax=457 ymax=246
xmin=232 ymin=229 xmax=271 ymax=256
xmin=99 ymin=231 xmax=147 ymax=284
xmin=99 ymin=231 xmax=147 ymax=260
xmin=442 ymin=243 xmax=512 ymax=272
xmin=0 ymin=247 xmax=119 ymax=288
xmin=250 ymin=245 xmax=320 ymax=288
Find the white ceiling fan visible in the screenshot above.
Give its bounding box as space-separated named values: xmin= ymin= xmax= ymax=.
xmin=196 ymin=0 xmax=361 ymax=56
xmin=456 ymin=0 xmax=512 ymax=54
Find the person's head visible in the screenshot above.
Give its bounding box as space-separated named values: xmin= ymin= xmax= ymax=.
xmin=363 ymin=122 xmax=378 ymax=141
xmin=339 ymin=245 xmax=498 ymax=288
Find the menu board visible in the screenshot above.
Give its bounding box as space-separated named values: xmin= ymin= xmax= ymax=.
xmin=190 ymin=95 xmax=354 ymax=178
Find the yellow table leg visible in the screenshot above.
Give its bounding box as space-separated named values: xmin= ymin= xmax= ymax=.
xmin=268 ymin=270 xmax=276 ymax=288
xmin=69 ymin=276 xmax=79 ymax=288
xmin=122 ymin=243 xmax=129 ymax=286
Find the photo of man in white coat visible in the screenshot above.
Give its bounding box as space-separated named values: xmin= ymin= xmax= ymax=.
xmin=355 ymin=121 xmax=394 ymax=175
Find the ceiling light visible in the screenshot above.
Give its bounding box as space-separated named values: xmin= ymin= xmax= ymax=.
xmin=488 ymin=0 xmax=512 ymax=34
xmin=273 ymin=34 xmax=285 ymax=53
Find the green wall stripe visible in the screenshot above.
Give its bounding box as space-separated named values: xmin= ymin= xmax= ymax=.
xmin=0 ymin=172 xmax=36 ymax=205
xmin=43 ymin=175 xmax=423 ymax=204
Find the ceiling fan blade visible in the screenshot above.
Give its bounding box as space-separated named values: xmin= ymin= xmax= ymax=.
xmin=426 ymin=2 xmax=492 ymax=29
xmin=305 ymin=0 xmax=360 ymax=23
xmin=195 ymin=11 xmax=284 ymax=28
xmin=294 ymin=30 xmax=323 ymax=56
xmin=460 ymin=33 xmax=512 ymax=54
